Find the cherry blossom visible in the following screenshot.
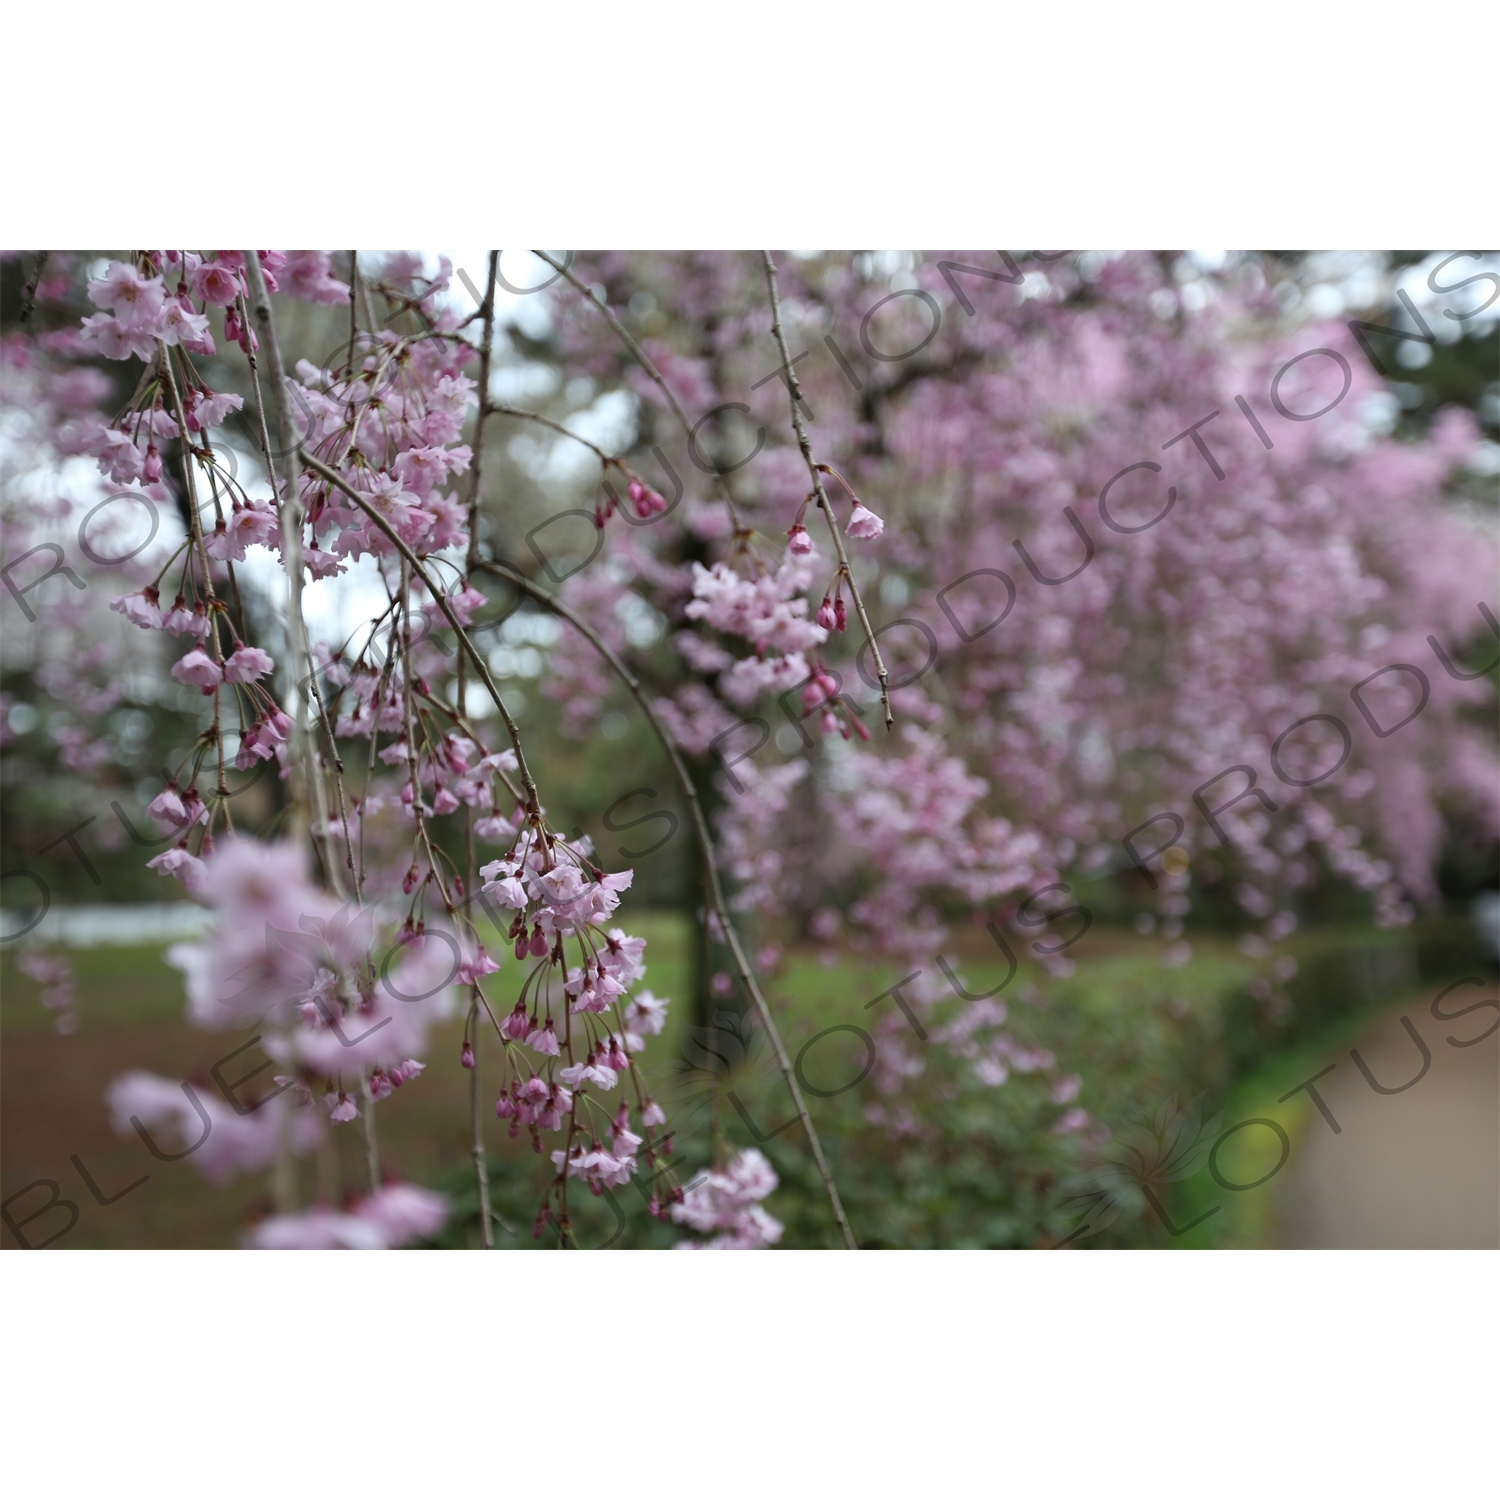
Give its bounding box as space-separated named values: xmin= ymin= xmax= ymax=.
xmin=673 ymin=1149 xmax=784 ymax=1249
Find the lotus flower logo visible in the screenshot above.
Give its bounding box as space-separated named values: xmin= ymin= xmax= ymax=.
xmin=648 ymin=1007 xmax=812 ymax=1138
xmin=1056 ymin=1092 xmax=1225 ymax=1245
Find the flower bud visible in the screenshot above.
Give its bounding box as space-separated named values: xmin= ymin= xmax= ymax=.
xmin=801 ymin=671 xmax=838 ymax=711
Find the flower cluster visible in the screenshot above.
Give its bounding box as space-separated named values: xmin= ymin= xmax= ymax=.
xmin=595 ymin=468 xmax=670 ymax=526
xmin=672 ymin=1148 xmax=784 ymax=1249
xmin=684 ymin=552 xmax=828 ymax=656
xmin=682 ymin=547 xmax=870 ymax=742
xmin=107 ymin=1068 xmax=324 ymax=1183
xmin=478 ymin=829 xmax=679 ymax=1231
xmin=246 ymin=1184 xmax=449 ymax=1249
xmin=158 ymin=839 xmax=455 ymax=1119
xmin=16 ymin=951 xmax=77 ymax=1035
xmin=292 ymin=304 xmax=476 ymax=569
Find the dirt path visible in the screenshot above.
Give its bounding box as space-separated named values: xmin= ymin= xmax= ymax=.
xmin=1274 ymin=991 xmax=1498 ymax=1248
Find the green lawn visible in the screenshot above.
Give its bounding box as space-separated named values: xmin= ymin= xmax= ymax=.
xmin=3 ymin=915 xmax=1480 ymax=1248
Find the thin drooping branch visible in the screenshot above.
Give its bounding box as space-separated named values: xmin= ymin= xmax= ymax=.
xmin=760 ymin=251 xmax=893 ymax=730
xmin=486 ymin=403 xmax=613 ymax=466
xmin=414 ymin=689 xmax=526 ymax=812
xmin=297 ymin=450 xmax=543 ymax=821
xmin=464 ymin=250 xmax=498 ymax=1248
xmin=530 ymin=251 xmax=749 ymax=533
xmin=466 ymin=251 xmax=498 ymax=575
xmin=242 ymin=254 xmax=350 ymax=895
xmin=360 ymin=1074 xmax=381 ymax=1193
xmin=474 ymin=555 xmax=860 ymax=1250
xmin=237 ymin=256 xmax=347 ymax=1215
xmin=19 ymin=252 xmax=48 ymax=325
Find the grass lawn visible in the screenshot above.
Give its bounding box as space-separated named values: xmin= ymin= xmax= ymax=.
xmin=4 ymin=913 xmax=1473 ymax=1248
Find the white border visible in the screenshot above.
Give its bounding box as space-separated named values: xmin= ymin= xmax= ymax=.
xmin=3 ymin=1 xmax=1496 ymax=246
xmin=3 ymin=1250 xmax=1495 ymax=1494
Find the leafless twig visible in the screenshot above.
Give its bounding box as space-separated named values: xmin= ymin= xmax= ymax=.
xmin=530 ymin=251 xmax=749 ymax=534
xmin=18 ymin=252 xmax=48 ymax=324
xmin=463 ymin=250 xmax=499 ymax=1247
xmin=486 ymin=403 xmax=615 ymax=467
xmin=297 ymin=451 xmax=543 ymax=821
xmin=761 ymin=251 xmax=892 ymax=730
xmin=242 ymin=255 xmax=352 ymax=894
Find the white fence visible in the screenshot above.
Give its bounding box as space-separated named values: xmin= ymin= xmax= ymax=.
xmin=1 ymin=903 xmax=213 ymax=948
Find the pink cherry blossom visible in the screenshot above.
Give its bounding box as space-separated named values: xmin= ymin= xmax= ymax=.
xmin=160 ymin=597 xmax=199 ymax=634
xmin=246 ymin=1209 xmax=386 ymax=1249
xmin=673 ymin=1149 xmax=783 ymax=1249
xmin=146 ymin=846 xmax=208 ymax=896
xmin=107 ymin=1070 xmax=319 ymax=1184
xmin=525 ymin=1019 xmax=561 ymax=1056
xmin=147 ymin=784 xmax=190 ymax=828
xmin=87 ymin=262 xmax=164 ymax=318
xmin=223 ymin=646 xmax=275 ymax=683
xmin=327 ymin=1092 xmax=359 ymax=1123
xmin=159 ymin=298 xmax=214 ymax=353
xmin=845 ymin=500 xmax=884 ymax=539
xmin=352 ymin=1183 xmax=448 ymax=1244
xmin=111 ymin=588 xmax=162 ymax=630
xmin=280 ymin=251 xmax=351 ymax=305
xmin=191 ymin=260 xmax=243 ymax=307
xmin=247 ymin=1182 xmax=447 ymax=1249
xmin=171 ymin=648 xmax=223 ymax=690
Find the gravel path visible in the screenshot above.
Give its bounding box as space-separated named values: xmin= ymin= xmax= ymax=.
xmin=1274 ymin=987 xmax=1498 ymax=1248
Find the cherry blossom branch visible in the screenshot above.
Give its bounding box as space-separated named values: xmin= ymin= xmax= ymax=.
xmin=466 ymin=250 xmax=498 ymax=573
xmin=240 ymin=255 xmax=365 ymax=1208
xmin=242 ymin=254 xmax=349 ymax=896
xmin=412 ymin=686 xmax=526 ymax=811
xmin=297 ymin=450 xmax=543 ymax=822
xmin=760 ymin=251 xmax=893 ymax=731
xmin=531 ymin=251 xmax=750 ymax=533
xmin=465 ymin=250 xmax=498 ymax=1248
xmin=156 ymin=347 xmax=227 ymax=807
xmin=469 ymin=1024 xmax=494 ymax=1249
xmin=19 ymin=252 xmax=48 ymax=324
xmin=485 ymin=403 xmax=614 ymax=466
xmin=352 ymin=255 xmax=378 ymax=336
xmin=474 ymin=555 xmax=860 ymax=1249
xmin=360 ymin=1073 xmax=381 ymax=1193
